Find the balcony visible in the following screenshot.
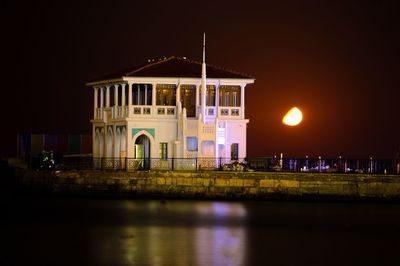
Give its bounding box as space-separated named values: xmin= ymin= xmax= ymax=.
xmin=113 ymin=106 xmax=129 ymax=119
xmin=129 ymin=105 xmax=176 ymax=118
xmin=95 ymin=105 xmax=179 ymax=120
xmin=94 ymin=107 xmax=112 ymax=122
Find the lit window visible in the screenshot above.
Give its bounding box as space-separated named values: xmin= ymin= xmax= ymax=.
xmin=187 ymin=137 xmax=198 ymax=151
xmin=219 ymin=86 xmax=241 ymax=107
xmin=159 ymin=142 xmax=168 ymax=159
xmin=156 ymin=84 xmax=176 ymax=106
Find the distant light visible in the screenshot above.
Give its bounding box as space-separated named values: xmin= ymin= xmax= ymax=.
xmin=282 ymin=107 xmax=303 ymax=126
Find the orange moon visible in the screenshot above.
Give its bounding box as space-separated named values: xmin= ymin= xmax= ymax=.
xmin=282 ymin=107 xmax=303 ymax=126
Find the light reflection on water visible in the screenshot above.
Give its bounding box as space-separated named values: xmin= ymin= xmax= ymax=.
xmin=195 ymin=226 xmax=246 ymax=266
xmin=6 ymin=197 xmax=400 ymax=265
xmin=92 ymin=202 xmax=247 ymax=266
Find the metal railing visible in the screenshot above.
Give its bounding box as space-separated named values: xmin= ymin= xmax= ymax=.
xmin=51 ymin=156 xmax=400 ymax=174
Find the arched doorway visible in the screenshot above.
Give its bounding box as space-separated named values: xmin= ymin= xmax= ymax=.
xmin=94 ymin=128 xmax=104 ymax=169
xmin=135 ymin=134 xmax=150 ymax=169
xmin=95 ymin=128 xmax=103 ymax=158
xmin=115 ymin=128 xmax=121 ymax=158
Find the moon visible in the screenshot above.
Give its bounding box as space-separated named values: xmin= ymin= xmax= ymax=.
xmin=282 ymin=107 xmax=303 ymax=126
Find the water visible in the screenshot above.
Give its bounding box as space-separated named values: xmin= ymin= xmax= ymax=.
xmin=3 ymin=195 xmax=400 ymax=265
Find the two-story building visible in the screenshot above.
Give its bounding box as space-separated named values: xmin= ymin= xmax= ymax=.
xmin=87 ymin=47 xmax=254 ymax=170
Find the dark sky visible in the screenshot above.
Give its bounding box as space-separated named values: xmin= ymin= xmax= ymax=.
xmin=2 ymin=0 xmax=399 ymax=159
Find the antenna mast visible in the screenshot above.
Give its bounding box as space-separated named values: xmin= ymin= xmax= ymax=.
xmin=201 ymin=33 xmax=207 ymax=122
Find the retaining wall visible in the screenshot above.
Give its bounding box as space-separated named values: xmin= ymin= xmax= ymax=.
xmin=13 ymin=170 xmax=400 ymax=200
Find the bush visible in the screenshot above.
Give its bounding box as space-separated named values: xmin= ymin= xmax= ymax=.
xmin=222 ymin=161 xmax=247 ymax=172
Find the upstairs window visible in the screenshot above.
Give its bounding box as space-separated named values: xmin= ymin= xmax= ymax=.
xmin=132 ymin=84 xmax=152 ymax=106
xmin=206 ymin=85 xmax=215 ymax=106
xmin=180 ymin=85 xmax=196 ymax=117
xmin=219 ymin=85 xmax=241 ymax=107
xmin=156 ymin=84 xmax=176 ymax=106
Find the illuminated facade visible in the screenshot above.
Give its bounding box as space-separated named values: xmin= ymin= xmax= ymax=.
xmin=87 ymin=42 xmax=254 ymax=167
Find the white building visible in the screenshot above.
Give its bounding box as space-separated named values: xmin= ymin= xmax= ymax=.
xmin=87 ymin=40 xmax=254 ymax=169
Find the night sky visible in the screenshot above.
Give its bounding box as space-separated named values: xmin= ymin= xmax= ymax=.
xmin=2 ymin=0 xmax=399 ymax=159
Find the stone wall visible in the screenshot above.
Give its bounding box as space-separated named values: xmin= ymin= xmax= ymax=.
xmin=14 ymin=170 xmax=400 ymax=200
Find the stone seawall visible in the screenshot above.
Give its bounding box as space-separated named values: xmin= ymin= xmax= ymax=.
xmin=14 ymin=170 xmax=400 ymax=200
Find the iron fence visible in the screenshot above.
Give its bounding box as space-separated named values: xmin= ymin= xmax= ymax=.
xmin=246 ymin=157 xmax=400 ymax=175
xmin=50 ymin=156 xmax=400 ymax=174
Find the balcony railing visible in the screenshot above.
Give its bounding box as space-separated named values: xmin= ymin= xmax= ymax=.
xmin=95 ymin=105 xmax=180 ymax=119
xmin=218 ymin=107 xmax=241 ymax=118
xmin=95 ymin=108 xmax=103 ymax=119
xmin=131 ymin=105 xmax=152 ymax=116
xmin=113 ymin=106 xmax=130 ymax=119
xmin=206 ymin=107 xmax=217 ymax=116
xmin=157 ymin=106 xmax=176 ymax=116
xmin=97 ymin=105 xmax=246 ymax=120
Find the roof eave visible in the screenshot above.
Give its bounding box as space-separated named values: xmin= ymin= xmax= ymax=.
xmin=123 ymin=76 xmax=255 ymax=83
xmin=86 ymin=78 xmax=126 ymax=87
xmin=86 ymin=76 xmax=255 ymax=87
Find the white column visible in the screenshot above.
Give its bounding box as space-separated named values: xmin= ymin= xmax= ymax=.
xmin=94 ymin=87 xmax=98 ymax=117
xmin=127 ymin=82 xmax=132 ymax=117
xmin=152 ymin=83 xmax=157 ymax=106
xmin=202 ymin=84 xmax=206 ymax=119
xmin=106 ymin=85 xmax=110 ymax=108
xmin=92 ymin=127 xmax=96 ymax=157
xmin=114 ymin=85 xmax=119 ymax=106
xmin=182 ymin=108 xmax=187 ymax=156
xmin=215 ymin=117 xmax=218 ymax=158
xmin=121 ymin=84 xmax=126 ymax=106
xmin=176 ymin=83 xmax=181 ymax=107
xmin=195 ymin=84 xmax=199 ymax=117
xmin=215 ymin=85 xmax=219 ymax=116
xmin=100 ymin=87 xmax=104 ymax=108
xmin=240 ymin=84 xmax=245 ymax=118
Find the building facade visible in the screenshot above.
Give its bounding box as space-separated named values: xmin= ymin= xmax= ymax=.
xmin=87 ymin=53 xmax=254 ymax=169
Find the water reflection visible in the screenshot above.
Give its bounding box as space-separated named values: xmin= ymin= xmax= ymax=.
xmin=91 ymin=201 xmax=247 ymax=266
xmin=196 ymin=202 xmax=247 ymax=266
xmin=7 ymin=197 xmax=400 ymax=265
xmin=196 ymin=202 xmax=247 ymax=218
xmin=195 ymin=226 xmax=246 ymax=266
